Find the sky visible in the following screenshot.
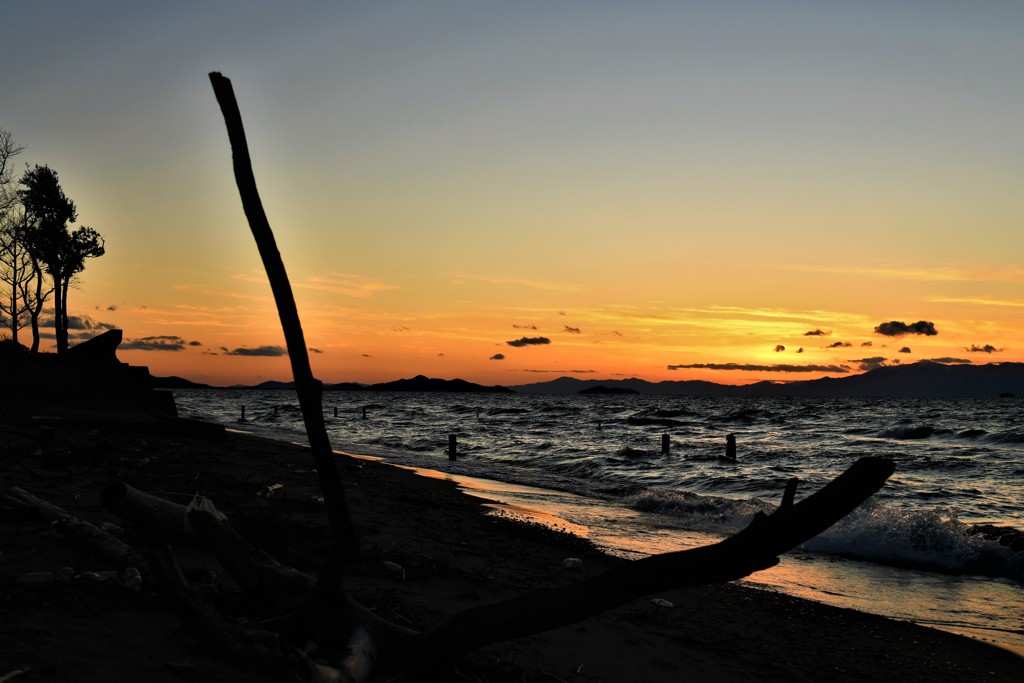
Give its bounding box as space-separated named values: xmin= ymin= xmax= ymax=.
xmin=2 ymin=1 xmax=1023 ymax=387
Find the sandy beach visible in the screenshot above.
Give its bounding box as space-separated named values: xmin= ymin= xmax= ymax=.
xmin=2 ymin=409 xmax=1022 ymax=683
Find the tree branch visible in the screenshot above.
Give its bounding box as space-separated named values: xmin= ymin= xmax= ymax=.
xmin=411 ymin=456 xmax=894 ymax=667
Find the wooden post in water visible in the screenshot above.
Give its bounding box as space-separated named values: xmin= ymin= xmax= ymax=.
xmin=333 ymin=406 xmax=338 ymax=418
xmin=726 ymin=433 xmax=737 ymax=460
xmin=240 ymin=405 xmax=246 ymax=421
xmin=448 ymin=434 xmax=457 ymax=461
xmin=362 ymin=406 xmax=367 ymax=420
xmin=662 ymin=434 xmax=670 ymax=454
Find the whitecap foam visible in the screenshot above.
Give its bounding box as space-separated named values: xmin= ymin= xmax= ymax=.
xmin=804 ymin=501 xmax=1024 ymax=583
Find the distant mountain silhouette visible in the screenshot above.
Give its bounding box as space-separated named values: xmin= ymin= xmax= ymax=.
xmin=151 ymin=375 xmax=213 ymax=389
xmin=158 ymin=361 xmax=1024 ymax=398
xmin=367 ymin=375 xmax=512 ymax=393
xmin=578 ymin=385 xmax=640 ymax=395
xmin=513 ymin=376 xmax=738 ymax=396
xmin=512 ymin=362 xmax=1024 ymax=398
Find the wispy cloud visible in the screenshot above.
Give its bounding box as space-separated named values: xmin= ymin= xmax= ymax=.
xmin=929 ymin=296 xmax=1024 ymax=309
xmin=122 ymin=335 xmax=189 ymax=352
xmin=454 ymin=274 xmax=587 ymax=293
xmin=224 ymin=345 xmax=287 ymax=357
xmin=779 ymin=263 xmax=1024 ymax=285
xmin=668 ymin=363 xmax=850 ymax=373
xmin=296 ymin=273 xmax=398 ymax=299
xmin=519 ymin=368 xmax=596 ymax=374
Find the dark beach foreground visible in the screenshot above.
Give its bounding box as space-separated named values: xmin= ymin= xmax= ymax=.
xmin=2 ymin=413 xmax=1023 ymax=683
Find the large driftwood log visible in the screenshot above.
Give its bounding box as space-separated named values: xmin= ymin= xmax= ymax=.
xmin=9 ymin=486 xmax=148 ymax=572
xmin=101 ymin=481 xmax=193 ymax=541
xmin=409 ymin=456 xmax=894 ymax=668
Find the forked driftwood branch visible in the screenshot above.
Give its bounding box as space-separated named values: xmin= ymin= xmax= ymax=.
xmin=197 ymin=71 xmax=896 ymax=681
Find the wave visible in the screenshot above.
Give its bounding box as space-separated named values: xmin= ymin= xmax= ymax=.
xmin=629 ymin=489 xmax=774 ymax=533
xmin=625 ymin=409 xmax=686 ymax=427
xmin=986 ymin=431 xmax=1024 ymax=444
xmin=804 ymin=502 xmax=1024 ymax=583
xmin=710 ymin=407 xmax=775 ymax=424
xmin=880 ymin=425 xmax=934 ymax=439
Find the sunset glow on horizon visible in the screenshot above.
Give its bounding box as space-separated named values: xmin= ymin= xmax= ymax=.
xmin=4 ymin=2 xmax=1023 ymax=387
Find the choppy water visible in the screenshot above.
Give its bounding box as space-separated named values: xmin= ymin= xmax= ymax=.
xmin=173 ymin=389 xmax=1024 ymax=652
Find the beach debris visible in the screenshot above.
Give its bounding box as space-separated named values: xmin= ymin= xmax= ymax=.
xmin=103 ymin=481 xmax=193 ymax=540
xmin=79 ymin=570 xmax=119 ymax=582
xmin=16 ymin=571 xmax=55 ymax=585
xmin=11 ymin=486 xmax=148 ymax=572
xmin=56 ymin=566 xmax=75 ymax=582
xmin=257 ymin=483 xmax=285 ymax=498
xmin=383 ymin=560 xmax=406 ymax=580
xmin=724 ymin=433 xmax=737 ymax=460
xmin=650 ymin=598 xmax=674 ymax=608
xmin=123 ymin=566 xmax=143 ymax=590
xmin=562 ymin=557 xmax=583 ymax=569
xmin=0 ymin=666 xmax=30 ymax=683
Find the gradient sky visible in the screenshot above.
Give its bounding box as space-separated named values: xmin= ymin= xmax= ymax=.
xmin=3 ymin=1 xmax=1023 ymax=386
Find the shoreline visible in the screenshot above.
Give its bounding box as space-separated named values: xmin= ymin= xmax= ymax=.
xmin=2 ymin=417 xmax=1022 ymax=681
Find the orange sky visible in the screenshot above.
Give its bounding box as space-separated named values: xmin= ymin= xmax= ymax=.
xmin=4 ymin=2 xmax=1023 ymax=387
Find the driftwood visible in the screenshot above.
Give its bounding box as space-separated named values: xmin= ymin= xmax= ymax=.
xmin=9 ymin=486 xmax=148 ymax=572
xmin=101 ymin=481 xmax=192 ymax=541
xmin=99 ymin=456 xmax=892 ymax=681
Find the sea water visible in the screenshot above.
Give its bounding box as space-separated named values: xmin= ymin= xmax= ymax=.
xmin=172 ymin=389 xmax=1024 ymax=652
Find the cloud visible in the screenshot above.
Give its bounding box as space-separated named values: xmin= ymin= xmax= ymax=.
xmin=796 ymin=347 xmax=804 ymax=353
xmin=861 ymin=341 xmax=873 ymax=347
xmin=774 ymin=345 xmax=786 ymax=352
xmin=506 ymin=336 xmax=551 ymax=347
xmin=898 ymin=347 xmax=911 ymax=353
xmin=43 ymin=314 xmax=117 ymax=332
xmin=966 ymin=344 xmax=1002 ymax=354
xmin=874 ymin=320 xmax=938 ymax=337
xmin=521 ymin=369 xmax=596 ymax=374
xmin=513 ymin=324 xmax=537 ymax=330
xmin=297 ymin=273 xmax=398 ymax=299
xmin=564 ymin=326 xmax=581 ymax=334
xmin=309 ymin=347 xmax=323 ymax=354
xmin=121 ymin=335 xmax=188 ymax=352
xmin=225 ymin=345 xmax=287 ymax=357
xmin=394 ymin=326 xmax=411 ymax=333
xmin=490 ymin=353 xmax=506 ymax=361
xmin=929 ymin=357 xmax=971 ymax=365
xmin=804 ymin=329 xmax=829 ymax=336
xmin=852 ymin=356 xmax=888 ymax=371
xmin=362 ymin=354 xmax=373 ymax=358
xmin=827 ymin=341 xmax=852 ymax=348
xmin=107 ymin=305 xmax=118 ymax=312
xmin=188 ymin=340 xmax=202 ymax=346
xmin=668 ymin=363 xmax=850 ymax=373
